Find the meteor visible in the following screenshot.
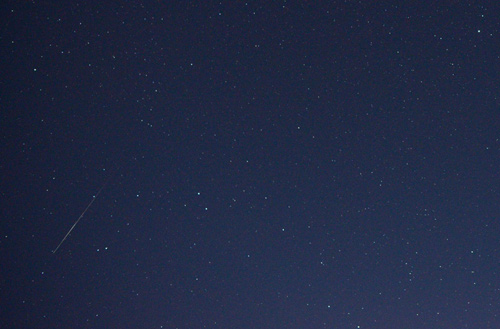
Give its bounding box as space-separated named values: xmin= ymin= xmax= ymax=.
xmin=52 ymin=183 xmax=107 ymax=254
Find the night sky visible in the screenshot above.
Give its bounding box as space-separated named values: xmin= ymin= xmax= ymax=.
xmin=2 ymin=1 xmax=500 ymax=328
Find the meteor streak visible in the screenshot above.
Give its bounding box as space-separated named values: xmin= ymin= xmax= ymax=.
xmin=52 ymin=183 xmax=107 ymax=254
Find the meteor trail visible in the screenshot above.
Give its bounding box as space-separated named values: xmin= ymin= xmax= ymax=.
xmin=52 ymin=183 xmax=107 ymax=254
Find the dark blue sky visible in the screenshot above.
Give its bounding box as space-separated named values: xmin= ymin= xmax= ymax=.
xmin=1 ymin=1 xmax=500 ymax=328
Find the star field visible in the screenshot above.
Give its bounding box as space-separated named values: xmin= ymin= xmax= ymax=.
xmin=1 ymin=1 xmax=500 ymax=328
